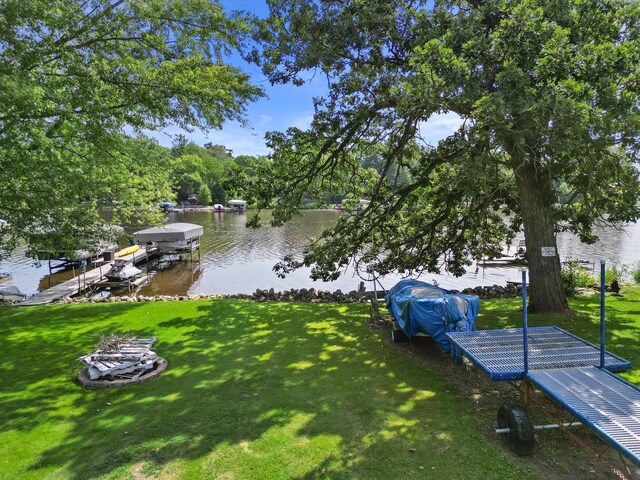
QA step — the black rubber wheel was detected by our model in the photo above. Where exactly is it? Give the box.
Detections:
[391,328,408,343]
[497,404,535,456]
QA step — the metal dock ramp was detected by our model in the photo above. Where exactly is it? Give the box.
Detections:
[446,326,631,381]
[528,367,640,466]
[443,264,639,473]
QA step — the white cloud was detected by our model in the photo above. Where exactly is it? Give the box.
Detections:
[417,112,465,147]
[288,113,314,130]
[136,111,465,158]
[140,124,270,157]
[205,127,269,156]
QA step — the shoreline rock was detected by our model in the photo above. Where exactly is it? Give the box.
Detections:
[44,283,524,305]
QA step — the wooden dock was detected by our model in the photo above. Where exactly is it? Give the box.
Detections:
[19,248,153,306]
[477,257,525,267]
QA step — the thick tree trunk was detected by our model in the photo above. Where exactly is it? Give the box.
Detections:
[514,160,569,313]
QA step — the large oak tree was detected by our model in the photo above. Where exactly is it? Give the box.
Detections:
[248,0,640,313]
[0,0,261,256]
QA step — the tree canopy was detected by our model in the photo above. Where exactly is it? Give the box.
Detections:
[249,0,640,312]
[0,0,262,256]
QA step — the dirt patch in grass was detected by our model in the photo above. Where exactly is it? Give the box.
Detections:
[374,321,638,480]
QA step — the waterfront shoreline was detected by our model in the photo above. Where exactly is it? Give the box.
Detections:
[1,282,530,306]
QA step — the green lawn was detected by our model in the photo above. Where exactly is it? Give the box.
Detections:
[0,288,638,479]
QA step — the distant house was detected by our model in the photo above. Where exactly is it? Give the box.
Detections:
[228,199,247,212]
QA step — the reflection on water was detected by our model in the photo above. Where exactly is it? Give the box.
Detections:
[2,210,640,297]
[139,258,203,297]
[37,267,79,292]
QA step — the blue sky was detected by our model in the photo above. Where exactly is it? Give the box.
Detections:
[147,0,463,156]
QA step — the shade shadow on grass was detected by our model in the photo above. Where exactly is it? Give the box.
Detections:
[0,300,533,480]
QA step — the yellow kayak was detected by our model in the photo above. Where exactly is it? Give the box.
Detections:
[116,245,140,257]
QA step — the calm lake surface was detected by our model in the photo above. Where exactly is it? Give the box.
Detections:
[2,209,640,297]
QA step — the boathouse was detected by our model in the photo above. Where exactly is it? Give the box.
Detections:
[228,199,247,212]
[134,223,203,254]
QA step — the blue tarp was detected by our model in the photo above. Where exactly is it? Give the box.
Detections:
[385,279,480,354]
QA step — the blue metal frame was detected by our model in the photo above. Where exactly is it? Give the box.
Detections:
[446,262,640,467]
[600,259,606,368]
[527,367,640,467]
[552,326,631,371]
[446,326,631,381]
[446,327,551,381]
[522,269,529,375]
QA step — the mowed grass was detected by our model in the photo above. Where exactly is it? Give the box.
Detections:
[0,300,533,480]
[1,286,639,480]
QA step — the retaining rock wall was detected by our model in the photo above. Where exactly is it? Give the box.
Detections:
[50,283,523,305]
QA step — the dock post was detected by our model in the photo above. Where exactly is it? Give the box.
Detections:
[522,268,529,376]
[600,259,606,369]
[370,266,379,320]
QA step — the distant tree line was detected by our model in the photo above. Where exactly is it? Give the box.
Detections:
[167,134,264,206]
[127,134,411,209]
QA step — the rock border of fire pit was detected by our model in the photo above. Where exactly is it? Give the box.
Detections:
[77,357,168,389]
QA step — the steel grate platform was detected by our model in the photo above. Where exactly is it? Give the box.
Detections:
[528,367,640,466]
[446,326,631,381]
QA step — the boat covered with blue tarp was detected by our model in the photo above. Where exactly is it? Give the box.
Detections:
[385,279,480,354]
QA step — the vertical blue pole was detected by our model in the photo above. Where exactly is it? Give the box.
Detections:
[522,268,529,375]
[600,259,606,369]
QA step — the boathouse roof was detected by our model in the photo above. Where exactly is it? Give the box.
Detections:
[134,223,203,242]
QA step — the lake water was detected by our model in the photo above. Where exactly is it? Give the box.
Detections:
[2,210,640,297]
